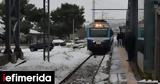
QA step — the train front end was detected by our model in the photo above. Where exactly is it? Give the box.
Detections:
[87,20,113,54]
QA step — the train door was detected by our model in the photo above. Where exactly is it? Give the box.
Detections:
[154,8,160,80]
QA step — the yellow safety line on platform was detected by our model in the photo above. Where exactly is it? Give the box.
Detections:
[118,47,137,84]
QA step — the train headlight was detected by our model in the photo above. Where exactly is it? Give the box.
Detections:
[95,24,103,28]
[92,40,96,43]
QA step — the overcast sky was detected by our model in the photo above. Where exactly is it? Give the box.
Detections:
[29,0,128,22]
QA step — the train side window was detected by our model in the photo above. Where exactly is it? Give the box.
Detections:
[138,28,144,40]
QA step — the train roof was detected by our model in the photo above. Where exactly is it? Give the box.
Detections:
[94,19,107,22]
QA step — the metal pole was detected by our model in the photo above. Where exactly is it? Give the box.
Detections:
[154,5,160,80]
[102,11,104,19]
[14,0,23,60]
[154,7,157,80]
[92,0,95,22]
[14,0,20,50]
[47,0,50,62]
[43,0,50,62]
[4,0,12,55]
[73,19,75,47]
[43,0,46,61]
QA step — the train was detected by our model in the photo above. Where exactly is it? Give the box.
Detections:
[86,19,113,55]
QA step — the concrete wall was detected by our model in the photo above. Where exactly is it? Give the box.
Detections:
[137,52,144,72]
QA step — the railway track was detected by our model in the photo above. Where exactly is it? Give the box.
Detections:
[59,54,107,84]
[91,55,105,83]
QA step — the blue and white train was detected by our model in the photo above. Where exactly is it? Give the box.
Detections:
[86,19,113,54]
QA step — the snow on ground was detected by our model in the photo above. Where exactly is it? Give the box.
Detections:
[1,46,90,84]
[95,55,110,84]
[109,46,139,84]
[109,47,127,84]
[110,47,124,74]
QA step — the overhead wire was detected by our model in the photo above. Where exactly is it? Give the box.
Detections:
[93,0,128,20]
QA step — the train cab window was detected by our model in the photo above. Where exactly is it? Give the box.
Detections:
[90,29,110,37]
[138,20,144,40]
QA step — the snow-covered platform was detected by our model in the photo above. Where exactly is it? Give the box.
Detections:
[110,47,137,84]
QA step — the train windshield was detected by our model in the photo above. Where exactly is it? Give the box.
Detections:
[90,29,109,37]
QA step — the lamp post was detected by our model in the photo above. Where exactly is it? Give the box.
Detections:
[92,0,95,22]
[72,18,75,47]
[43,0,50,62]
[72,14,78,49]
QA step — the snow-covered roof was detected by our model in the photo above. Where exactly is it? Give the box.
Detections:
[0,27,5,34]
[52,39,65,43]
[0,18,5,34]
[29,29,41,34]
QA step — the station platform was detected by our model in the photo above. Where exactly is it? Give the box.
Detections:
[110,47,137,84]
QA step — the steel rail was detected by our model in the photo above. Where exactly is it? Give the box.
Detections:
[91,55,106,84]
[59,54,93,84]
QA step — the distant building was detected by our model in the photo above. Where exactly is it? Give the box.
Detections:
[29,29,54,44]
[29,29,43,44]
